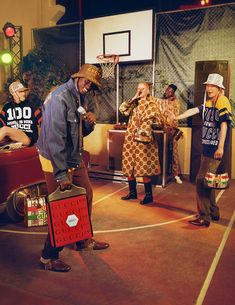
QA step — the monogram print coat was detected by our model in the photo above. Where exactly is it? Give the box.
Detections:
[119,96,163,177]
[158,98,180,176]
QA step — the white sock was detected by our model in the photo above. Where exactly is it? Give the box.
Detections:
[40,257,51,264]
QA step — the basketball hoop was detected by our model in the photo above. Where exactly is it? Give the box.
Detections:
[96,54,119,79]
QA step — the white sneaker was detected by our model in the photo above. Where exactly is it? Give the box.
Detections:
[0,142,23,150]
[175,176,182,184]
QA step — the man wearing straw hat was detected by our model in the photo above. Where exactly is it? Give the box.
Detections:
[175,73,232,227]
[37,64,109,272]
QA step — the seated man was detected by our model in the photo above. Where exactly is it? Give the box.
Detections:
[0,81,42,147]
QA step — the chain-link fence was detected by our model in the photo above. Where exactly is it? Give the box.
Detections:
[32,4,235,125]
[154,4,235,126]
[33,22,82,75]
[94,3,235,124]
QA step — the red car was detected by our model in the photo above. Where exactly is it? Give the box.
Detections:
[0,144,90,222]
[0,144,47,222]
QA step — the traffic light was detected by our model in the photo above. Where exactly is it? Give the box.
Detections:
[2,22,16,38]
[0,50,13,64]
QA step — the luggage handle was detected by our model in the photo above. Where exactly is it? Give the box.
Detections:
[48,184,86,202]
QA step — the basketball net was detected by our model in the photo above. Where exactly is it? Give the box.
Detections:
[96,54,119,79]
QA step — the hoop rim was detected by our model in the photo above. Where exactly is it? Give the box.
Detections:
[96,54,119,64]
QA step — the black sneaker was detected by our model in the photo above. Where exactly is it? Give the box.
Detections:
[211,215,220,221]
[121,192,137,200]
[140,194,153,205]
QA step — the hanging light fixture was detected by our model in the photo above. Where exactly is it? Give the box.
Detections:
[0,50,13,64]
[2,22,16,38]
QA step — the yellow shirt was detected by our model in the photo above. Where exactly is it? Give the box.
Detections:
[39,154,75,174]
[39,154,53,173]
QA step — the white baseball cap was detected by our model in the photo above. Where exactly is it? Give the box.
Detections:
[9,81,29,95]
[203,73,225,89]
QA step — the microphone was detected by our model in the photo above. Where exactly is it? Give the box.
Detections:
[77,106,96,125]
[137,91,142,99]
[77,106,87,118]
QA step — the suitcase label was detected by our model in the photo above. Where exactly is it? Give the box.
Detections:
[66,214,79,227]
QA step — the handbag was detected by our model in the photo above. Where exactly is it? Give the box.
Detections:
[172,127,183,141]
[134,129,153,144]
[204,171,229,189]
[24,196,47,227]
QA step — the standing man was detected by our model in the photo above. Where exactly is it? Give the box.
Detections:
[162,84,182,184]
[119,82,162,205]
[0,81,42,146]
[37,64,109,272]
[176,74,232,227]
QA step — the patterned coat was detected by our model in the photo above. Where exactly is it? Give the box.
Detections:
[119,96,163,177]
[160,98,180,176]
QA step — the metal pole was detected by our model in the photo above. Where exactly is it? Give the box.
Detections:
[162,131,167,187]
[152,12,157,95]
[9,26,22,79]
[78,0,82,68]
[116,63,119,124]
[78,0,82,22]
[79,22,82,68]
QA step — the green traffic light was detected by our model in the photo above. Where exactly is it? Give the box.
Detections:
[1,52,13,64]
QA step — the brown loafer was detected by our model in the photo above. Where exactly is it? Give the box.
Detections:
[40,259,71,272]
[189,218,210,227]
[77,239,109,251]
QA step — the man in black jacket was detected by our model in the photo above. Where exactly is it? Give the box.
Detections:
[37,64,109,272]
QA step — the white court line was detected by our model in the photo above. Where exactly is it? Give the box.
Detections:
[93,184,128,206]
[0,185,128,235]
[94,215,193,233]
[216,190,225,203]
[195,209,235,305]
[0,215,194,236]
[0,186,227,236]
[0,229,46,235]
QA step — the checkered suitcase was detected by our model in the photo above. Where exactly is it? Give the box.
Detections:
[47,185,93,247]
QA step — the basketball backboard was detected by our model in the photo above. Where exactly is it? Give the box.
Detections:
[84,10,153,63]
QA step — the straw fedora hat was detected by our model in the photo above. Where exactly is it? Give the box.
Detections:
[71,64,102,88]
[203,73,225,89]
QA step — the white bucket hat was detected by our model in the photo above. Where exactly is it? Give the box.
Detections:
[203,73,225,89]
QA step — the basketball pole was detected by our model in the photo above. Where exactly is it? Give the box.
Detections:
[78,0,82,69]
[78,22,82,69]
[116,63,120,124]
[152,12,157,95]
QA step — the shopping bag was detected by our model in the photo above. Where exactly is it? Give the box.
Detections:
[47,185,93,247]
[204,171,229,189]
[24,196,47,227]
